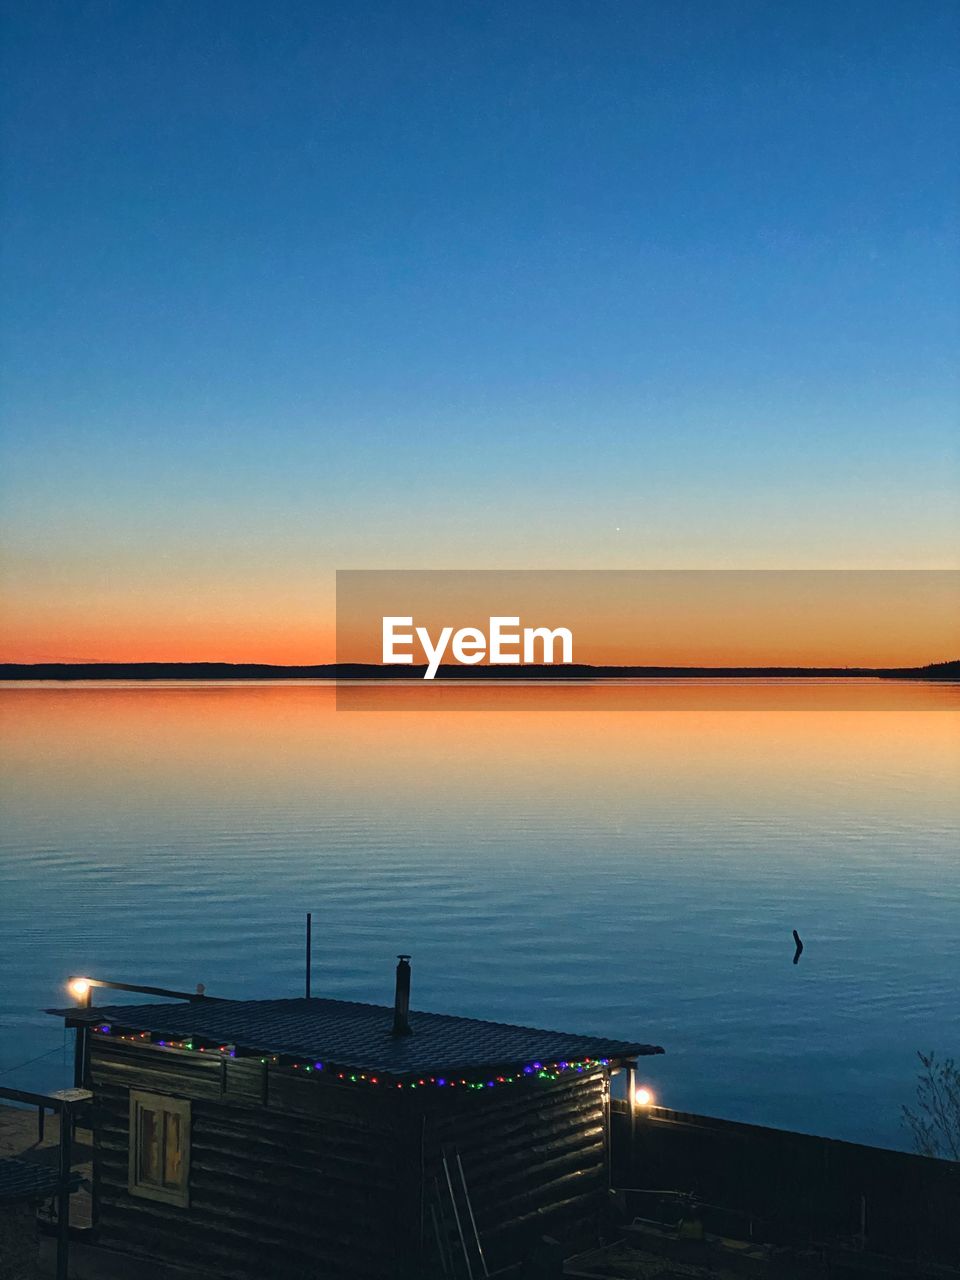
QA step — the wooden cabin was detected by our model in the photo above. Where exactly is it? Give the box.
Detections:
[53,961,663,1278]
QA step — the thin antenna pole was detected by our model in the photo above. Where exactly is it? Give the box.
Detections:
[305,912,312,999]
[442,1148,473,1280]
[455,1150,488,1277]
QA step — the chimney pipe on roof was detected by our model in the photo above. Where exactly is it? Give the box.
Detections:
[392,955,412,1036]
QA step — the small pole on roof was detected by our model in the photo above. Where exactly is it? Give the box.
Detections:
[305,913,312,999]
[393,955,412,1036]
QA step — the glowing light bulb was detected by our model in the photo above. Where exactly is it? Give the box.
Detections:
[634,1086,655,1107]
[68,978,90,1002]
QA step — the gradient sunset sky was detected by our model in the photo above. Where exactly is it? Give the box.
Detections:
[1,1,958,664]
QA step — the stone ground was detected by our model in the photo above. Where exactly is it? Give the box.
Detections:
[0,1104,94,1279]
[0,1202,40,1280]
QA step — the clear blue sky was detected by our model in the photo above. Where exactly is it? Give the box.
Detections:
[1,1,958,660]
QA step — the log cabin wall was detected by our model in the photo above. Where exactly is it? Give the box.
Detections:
[417,1069,610,1270]
[89,1039,409,1279]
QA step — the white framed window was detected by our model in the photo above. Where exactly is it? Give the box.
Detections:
[128,1090,190,1207]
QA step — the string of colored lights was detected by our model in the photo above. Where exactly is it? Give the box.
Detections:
[90,1025,610,1090]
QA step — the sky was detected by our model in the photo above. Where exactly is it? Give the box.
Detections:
[1,0,958,663]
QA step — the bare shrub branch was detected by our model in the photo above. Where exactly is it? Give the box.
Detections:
[902,1050,960,1161]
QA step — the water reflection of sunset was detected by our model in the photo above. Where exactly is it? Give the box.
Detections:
[4,683,957,823]
[3,681,958,1147]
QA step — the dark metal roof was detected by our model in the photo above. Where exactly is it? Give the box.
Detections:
[0,1157,62,1205]
[52,996,663,1077]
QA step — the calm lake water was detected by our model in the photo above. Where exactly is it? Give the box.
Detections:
[1,680,958,1151]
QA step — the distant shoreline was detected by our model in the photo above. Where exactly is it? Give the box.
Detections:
[1,660,957,682]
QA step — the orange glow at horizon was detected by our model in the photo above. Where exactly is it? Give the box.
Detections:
[2,571,957,669]
[335,571,960,670]
[0,613,339,666]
